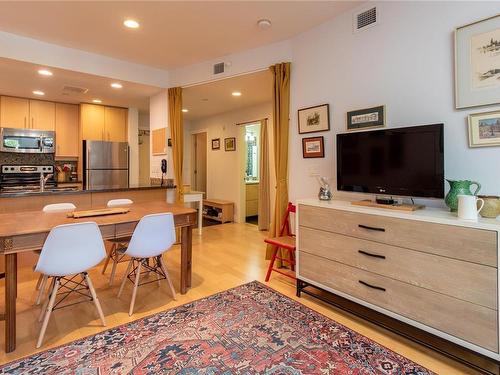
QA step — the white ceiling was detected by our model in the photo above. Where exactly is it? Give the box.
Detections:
[183,70,272,121]
[0,1,362,69]
[0,58,161,111]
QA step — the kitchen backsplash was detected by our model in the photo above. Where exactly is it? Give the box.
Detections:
[0,152,54,166]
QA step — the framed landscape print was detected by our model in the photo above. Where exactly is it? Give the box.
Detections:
[212,138,220,150]
[455,15,500,109]
[468,110,500,147]
[347,105,385,130]
[302,136,325,158]
[224,137,236,151]
[298,104,330,134]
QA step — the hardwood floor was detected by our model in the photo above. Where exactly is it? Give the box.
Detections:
[0,222,480,373]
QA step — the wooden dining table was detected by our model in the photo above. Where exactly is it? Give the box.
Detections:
[0,200,197,353]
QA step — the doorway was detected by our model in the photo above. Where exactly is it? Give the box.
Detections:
[191,131,207,193]
[244,123,260,225]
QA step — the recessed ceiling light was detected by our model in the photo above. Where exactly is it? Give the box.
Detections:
[92,99,102,104]
[182,108,188,113]
[111,82,123,89]
[257,19,272,30]
[123,19,140,29]
[32,90,45,96]
[38,69,53,76]
[232,91,242,97]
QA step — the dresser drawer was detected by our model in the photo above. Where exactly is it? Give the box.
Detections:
[299,252,499,352]
[299,227,497,309]
[299,205,498,267]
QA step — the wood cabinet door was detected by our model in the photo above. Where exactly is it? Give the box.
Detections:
[55,103,79,157]
[104,107,127,142]
[29,100,55,130]
[81,103,105,141]
[0,96,30,129]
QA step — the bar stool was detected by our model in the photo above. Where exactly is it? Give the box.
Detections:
[117,213,177,316]
[35,203,76,305]
[102,199,133,285]
[36,221,106,348]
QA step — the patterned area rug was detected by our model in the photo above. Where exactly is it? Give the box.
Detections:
[1,281,435,374]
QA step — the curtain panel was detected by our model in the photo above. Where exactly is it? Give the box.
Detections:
[168,87,184,203]
[258,118,270,231]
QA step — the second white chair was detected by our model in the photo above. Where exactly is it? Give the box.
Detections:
[117,213,177,316]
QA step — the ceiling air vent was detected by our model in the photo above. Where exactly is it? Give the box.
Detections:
[213,62,225,75]
[62,85,89,95]
[354,7,378,33]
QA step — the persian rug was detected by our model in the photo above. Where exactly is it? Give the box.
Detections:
[0,281,435,374]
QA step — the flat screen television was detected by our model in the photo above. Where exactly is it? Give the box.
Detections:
[337,124,444,198]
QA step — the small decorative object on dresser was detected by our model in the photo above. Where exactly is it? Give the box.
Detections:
[455,14,500,108]
[457,195,484,222]
[346,105,385,130]
[317,176,333,201]
[478,195,500,218]
[468,110,500,147]
[211,138,220,150]
[224,137,236,151]
[298,104,330,134]
[302,136,324,158]
[444,179,481,212]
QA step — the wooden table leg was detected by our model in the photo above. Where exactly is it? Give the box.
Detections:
[180,225,193,294]
[5,253,17,353]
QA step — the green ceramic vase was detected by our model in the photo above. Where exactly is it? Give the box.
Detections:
[445,179,481,212]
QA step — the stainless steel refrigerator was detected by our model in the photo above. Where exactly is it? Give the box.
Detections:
[83,140,129,190]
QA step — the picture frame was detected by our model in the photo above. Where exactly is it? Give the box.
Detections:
[302,136,325,158]
[468,110,500,148]
[224,137,236,151]
[455,14,500,109]
[298,104,330,134]
[347,105,385,130]
[211,138,220,150]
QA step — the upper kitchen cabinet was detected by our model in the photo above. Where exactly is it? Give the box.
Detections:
[29,100,55,131]
[55,103,79,157]
[0,96,30,129]
[104,107,128,142]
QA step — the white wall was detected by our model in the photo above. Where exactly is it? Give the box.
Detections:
[289,1,500,205]
[186,102,274,222]
[149,89,174,181]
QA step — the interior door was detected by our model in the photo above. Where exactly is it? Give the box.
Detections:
[29,100,55,131]
[192,132,207,193]
[0,96,29,129]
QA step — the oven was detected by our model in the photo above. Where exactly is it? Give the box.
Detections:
[0,127,55,153]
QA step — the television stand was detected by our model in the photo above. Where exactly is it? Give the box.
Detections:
[351,199,424,211]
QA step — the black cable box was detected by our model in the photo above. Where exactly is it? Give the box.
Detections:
[375,197,396,205]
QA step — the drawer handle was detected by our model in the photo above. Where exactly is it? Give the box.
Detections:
[358,250,386,259]
[358,224,385,232]
[359,280,386,292]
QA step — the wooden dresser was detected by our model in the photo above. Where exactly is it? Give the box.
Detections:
[297,199,500,361]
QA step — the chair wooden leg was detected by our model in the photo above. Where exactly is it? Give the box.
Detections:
[102,244,115,274]
[290,249,296,272]
[35,274,43,290]
[155,256,162,287]
[117,259,133,298]
[129,260,142,316]
[36,278,60,348]
[35,275,48,306]
[108,254,119,287]
[159,256,176,300]
[84,273,106,326]
[38,278,55,322]
[265,246,279,282]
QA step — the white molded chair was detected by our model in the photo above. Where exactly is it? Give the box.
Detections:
[36,221,106,348]
[102,199,134,285]
[117,213,177,316]
[35,203,77,305]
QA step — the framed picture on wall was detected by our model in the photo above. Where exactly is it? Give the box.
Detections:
[468,110,500,147]
[212,138,220,150]
[455,14,500,109]
[224,137,236,151]
[302,136,325,158]
[347,105,385,130]
[298,104,330,134]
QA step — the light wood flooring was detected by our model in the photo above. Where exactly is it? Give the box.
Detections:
[0,222,480,373]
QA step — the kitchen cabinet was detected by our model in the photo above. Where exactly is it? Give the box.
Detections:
[81,103,127,142]
[104,106,127,142]
[55,103,79,157]
[29,100,55,131]
[0,96,30,129]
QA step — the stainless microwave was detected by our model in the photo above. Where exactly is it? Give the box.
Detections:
[0,127,55,153]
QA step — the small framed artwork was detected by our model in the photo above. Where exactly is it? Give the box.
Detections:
[302,136,325,158]
[468,110,500,148]
[298,104,330,134]
[347,105,385,130]
[167,138,172,147]
[455,15,500,109]
[212,138,220,150]
[224,137,236,151]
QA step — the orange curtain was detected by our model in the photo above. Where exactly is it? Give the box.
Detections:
[266,62,291,264]
[168,87,183,203]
